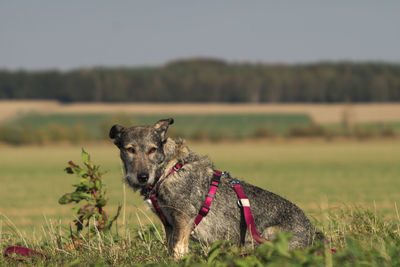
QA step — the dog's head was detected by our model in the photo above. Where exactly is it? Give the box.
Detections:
[109,118,174,189]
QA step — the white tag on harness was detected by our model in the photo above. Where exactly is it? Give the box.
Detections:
[240,199,250,207]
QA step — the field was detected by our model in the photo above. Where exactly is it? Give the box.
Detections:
[1,141,400,265]
[1,140,399,230]
[2,101,400,145]
[5,112,312,140]
[3,101,400,123]
[1,101,400,265]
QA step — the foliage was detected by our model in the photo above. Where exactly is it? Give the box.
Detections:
[58,149,121,236]
[1,208,399,266]
[0,113,312,144]
[253,126,275,138]
[0,122,91,145]
[1,60,400,103]
[1,111,399,145]
[288,124,326,137]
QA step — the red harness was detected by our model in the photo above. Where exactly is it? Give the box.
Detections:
[148,162,265,244]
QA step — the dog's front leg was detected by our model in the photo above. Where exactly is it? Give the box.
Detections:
[164,225,173,253]
[167,217,191,260]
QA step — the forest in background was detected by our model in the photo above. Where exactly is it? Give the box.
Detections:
[1,59,400,102]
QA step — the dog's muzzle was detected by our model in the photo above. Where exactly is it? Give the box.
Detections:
[125,175,140,188]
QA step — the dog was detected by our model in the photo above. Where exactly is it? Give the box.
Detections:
[109,118,318,259]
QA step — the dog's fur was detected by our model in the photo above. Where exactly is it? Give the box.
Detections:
[110,118,317,259]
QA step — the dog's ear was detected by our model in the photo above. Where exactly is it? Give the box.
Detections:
[154,118,174,142]
[109,124,126,145]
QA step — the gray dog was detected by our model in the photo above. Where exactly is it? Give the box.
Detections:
[110,118,318,259]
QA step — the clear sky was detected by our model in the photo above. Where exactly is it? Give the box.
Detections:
[1,1,399,70]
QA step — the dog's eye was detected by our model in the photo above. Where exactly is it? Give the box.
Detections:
[126,147,136,154]
[148,147,157,154]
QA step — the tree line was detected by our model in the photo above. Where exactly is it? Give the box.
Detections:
[1,59,400,102]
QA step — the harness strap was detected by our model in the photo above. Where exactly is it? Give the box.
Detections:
[192,170,221,228]
[149,193,169,226]
[149,164,221,229]
[149,166,266,245]
[148,162,185,227]
[231,180,267,244]
[4,246,44,261]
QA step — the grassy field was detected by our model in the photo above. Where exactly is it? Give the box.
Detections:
[1,140,400,265]
[3,101,400,123]
[0,140,399,230]
[6,112,312,140]
[2,101,400,145]
[325,120,400,135]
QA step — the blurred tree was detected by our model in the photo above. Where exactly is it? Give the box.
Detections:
[1,60,400,102]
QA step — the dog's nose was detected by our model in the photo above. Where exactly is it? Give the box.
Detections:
[138,173,149,183]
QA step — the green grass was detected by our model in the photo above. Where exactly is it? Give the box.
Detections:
[0,141,399,229]
[324,121,400,135]
[6,113,312,139]
[0,140,399,265]
[1,207,400,266]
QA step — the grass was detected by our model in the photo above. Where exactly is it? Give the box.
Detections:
[1,140,399,228]
[4,111,400,144]
[5,113,312,139]
[0,140,399,265]
[325,121,400,135]
[3,101,400,124]
[1,205,399,266]
[3,112,400,146]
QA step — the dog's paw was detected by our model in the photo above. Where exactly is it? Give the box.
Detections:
[173,244,189,260]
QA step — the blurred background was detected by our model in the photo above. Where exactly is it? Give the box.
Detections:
[1,1,399,231]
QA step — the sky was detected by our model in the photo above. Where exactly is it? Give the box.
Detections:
[1,1,399,70]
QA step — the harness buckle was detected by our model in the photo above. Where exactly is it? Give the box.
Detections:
[224,171,241,186]
[199,205,210,216]
[231,179,241,185]
[173,161,185,172]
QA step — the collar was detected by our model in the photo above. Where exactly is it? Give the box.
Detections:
[144,161,185,198]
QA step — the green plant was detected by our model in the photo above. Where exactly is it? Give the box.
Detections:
[58,149,121,237]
